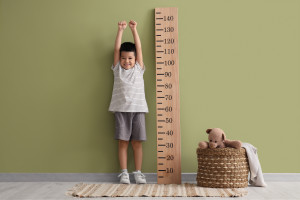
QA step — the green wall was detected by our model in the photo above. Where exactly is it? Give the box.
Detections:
[0,0,299,173]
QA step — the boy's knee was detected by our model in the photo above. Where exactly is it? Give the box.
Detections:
[119,140,129,147]
[131,140,142,148]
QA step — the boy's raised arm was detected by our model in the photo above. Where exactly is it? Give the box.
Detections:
[114,21,127,67]
[129,20,144,69]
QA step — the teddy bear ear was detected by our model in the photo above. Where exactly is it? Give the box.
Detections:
[206,129,212,134]
[222,133,226,140]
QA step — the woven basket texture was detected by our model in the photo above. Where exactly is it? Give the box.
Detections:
[196,147,249,188]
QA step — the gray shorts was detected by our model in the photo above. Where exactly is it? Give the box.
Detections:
[114,112,147,141]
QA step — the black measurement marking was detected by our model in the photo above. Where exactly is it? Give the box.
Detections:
[159,169,166,171]
[157,90,162,92]
[157,57,162,58]
[158,126,163,128]
[157,68,162,70]
[157,62,164,64]
[158,120,166,122]
[157,85,164,87]
[158,151,163,152]
[156,18,163,20]
[156,23,161,25]
[156,40,163,42]
[156,51,164,53]
[158,108,164,110]
[156,35,161,37]
[158,163,164,165]
[157,79,162,81]
[158,144,165,146]
[157,74,164,75]
[158,138,163,140]
[158,114,163,116]
[158,176,164,178]
[157,103,162,105]
[158,132,165,134]
[156,29,163,31]
[156,45,161,47]
[157,97,164,99]
[156,12,161,14]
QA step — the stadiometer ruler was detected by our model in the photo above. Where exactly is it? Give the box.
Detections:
[155,7,181,184]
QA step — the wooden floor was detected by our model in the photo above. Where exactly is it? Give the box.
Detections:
[0,181,299,200]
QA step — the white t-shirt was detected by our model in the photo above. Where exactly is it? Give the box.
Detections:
[108,61,149,113]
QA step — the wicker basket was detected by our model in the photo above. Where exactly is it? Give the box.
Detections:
[196,147,249,188]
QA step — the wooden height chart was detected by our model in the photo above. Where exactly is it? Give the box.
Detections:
[155,7,181,184]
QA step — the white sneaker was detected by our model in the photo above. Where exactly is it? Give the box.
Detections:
[118,172,130,184]
[133,171,146,184]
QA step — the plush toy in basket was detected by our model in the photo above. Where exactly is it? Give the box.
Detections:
[197,128,249,188]
[198,128,242,149]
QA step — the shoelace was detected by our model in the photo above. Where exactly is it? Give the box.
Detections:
[118,172,129,178]
[133,172,146,179]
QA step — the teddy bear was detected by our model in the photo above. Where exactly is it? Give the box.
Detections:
[198,128,242,149]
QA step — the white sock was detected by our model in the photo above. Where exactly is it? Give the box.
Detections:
[121,169,128,173]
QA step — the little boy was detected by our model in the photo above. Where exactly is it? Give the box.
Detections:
[108,20,148,184]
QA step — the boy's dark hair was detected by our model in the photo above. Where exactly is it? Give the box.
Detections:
[120,42,136,57]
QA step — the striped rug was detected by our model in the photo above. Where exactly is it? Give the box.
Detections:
[66,183,248,197]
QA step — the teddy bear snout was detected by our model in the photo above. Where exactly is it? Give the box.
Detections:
[209,142,218,148]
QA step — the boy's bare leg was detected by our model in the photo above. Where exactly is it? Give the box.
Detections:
[118,140,129,170]
[131,140,143,171]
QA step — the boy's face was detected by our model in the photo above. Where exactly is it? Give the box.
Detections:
[120,51,136,70]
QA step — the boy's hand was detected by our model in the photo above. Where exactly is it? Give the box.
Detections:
[129,20,137,30]
[118,21,127,31]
